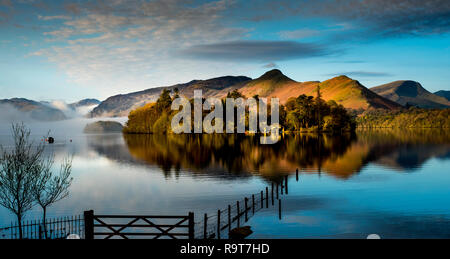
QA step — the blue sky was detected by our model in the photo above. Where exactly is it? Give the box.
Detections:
[0,0,449,102]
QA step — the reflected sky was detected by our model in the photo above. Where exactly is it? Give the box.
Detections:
[0,129,449,238]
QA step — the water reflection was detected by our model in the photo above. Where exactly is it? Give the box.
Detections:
[85,129,450,180]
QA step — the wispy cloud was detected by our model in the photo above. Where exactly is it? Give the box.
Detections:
[325,71,394,78]
[279,29,320,39]
[180,40,334,62]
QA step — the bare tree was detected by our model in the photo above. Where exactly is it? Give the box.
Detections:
[33,155,73,238]
[0,123,44,239]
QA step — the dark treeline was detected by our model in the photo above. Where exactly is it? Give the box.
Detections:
[123,89,356,134]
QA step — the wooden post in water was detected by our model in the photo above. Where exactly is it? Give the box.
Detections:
[271,182,274,205]
[296,168,299,181]
[285,175,288,195]
[228,205,231,233]
[244,197,249,222]
[252,194,255,214]
[217,210,221,240]
[203,213,208,239]
[236,201,240,228]
[281,180,284,195]
[278,199,282,220]
[260,191,263,208]
[265,187,269,208]
[276,183,279,199]
[83,210,94,240]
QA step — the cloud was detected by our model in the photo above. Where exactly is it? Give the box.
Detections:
[279,29,320,39]
[263,62,277,68]
[180,40,333,62]
[38,15,71,21]
[325,71,394,78]
[248,0,450,37]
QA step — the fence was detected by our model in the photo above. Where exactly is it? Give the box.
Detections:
[84,210,195,239]
[0,215,84,239]
[196,169,299,239]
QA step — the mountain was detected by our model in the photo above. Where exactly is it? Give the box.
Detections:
[435,90,450,101]
[89,70,403,118]
[235,70,402,110]
[89,76,251,117]
[0,98,67,121]
[69,99,101,109]
[371,81,450,109]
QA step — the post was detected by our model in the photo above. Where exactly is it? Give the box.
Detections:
[39,224,42,240]
[281,181,284,195]
[265,187,269,208]
[236,201,240,228]
[276,183,279,199]
[217,210,221,240]
[203,213,208,239]
[296,168,299,181]
[260,191,263,208]
[244,198,248,222]
[252,194,255,214]
[278,199,282,220]
[188,212,195,240]
[228,205,231,233]
[285,175,288,194]
[271,182,274,206]
[83,210,94,240]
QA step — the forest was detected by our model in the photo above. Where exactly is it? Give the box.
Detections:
[123,89,356,134]
[356,108,450,128]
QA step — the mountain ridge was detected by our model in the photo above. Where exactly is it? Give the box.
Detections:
[371,80,450,109]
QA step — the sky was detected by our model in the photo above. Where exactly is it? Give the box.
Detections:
[0,0,449,102]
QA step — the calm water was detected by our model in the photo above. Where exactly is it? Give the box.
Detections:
[0,127,449,238]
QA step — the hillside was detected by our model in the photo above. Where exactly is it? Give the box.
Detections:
[69,99,101,109]
[435,90,450,101]
[89,69,405,118]
[371,81,450,109]
[89,76,251,117]
[234,70,402,110]
[0,98,67,121]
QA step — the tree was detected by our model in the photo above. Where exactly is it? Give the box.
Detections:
[33,156,73,238]
[0,123,43,239]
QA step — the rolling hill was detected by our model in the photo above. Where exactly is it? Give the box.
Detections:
[88,76,251,117]
[371,81,450,109]
[0,98,67,121]
[235,70,402,110]
[89,69,403,118]
[435,90,450,101]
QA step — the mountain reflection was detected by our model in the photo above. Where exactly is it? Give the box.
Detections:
[86,129,450,180]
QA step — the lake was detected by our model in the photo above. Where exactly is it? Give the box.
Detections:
[0,125,449,238]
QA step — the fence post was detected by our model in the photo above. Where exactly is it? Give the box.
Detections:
[217,210,221,240]
[188,212,195,240]
[278,199,282,220]
[260,191,263,208]
[296,168,299,181]
[266,187,269,208]
[271,182,274,205]
[84,210,94,240]
[39,224,42,240]
[285,175,288,194]
[252,194,255,214]
[228,205,231,233]
[237,201,240,228]
[203,213,208,239]
[244,197,248,222]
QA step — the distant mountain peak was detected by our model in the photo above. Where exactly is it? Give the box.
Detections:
[371,80,450,109]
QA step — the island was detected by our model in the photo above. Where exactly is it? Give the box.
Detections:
[83,121,124,134]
